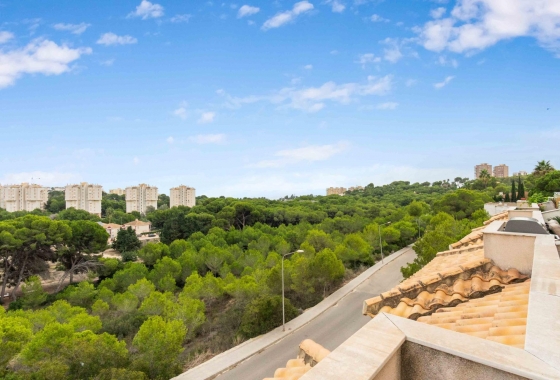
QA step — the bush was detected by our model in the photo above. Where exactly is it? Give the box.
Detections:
[529,192,548,204]
[239,295,299,338]
[121,251,138,262]
[101,311,147,339]
[94,368,148,380]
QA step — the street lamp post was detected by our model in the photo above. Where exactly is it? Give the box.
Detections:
[378,222,391,264]
[282,249,304,332]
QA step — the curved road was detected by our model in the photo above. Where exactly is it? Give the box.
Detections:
[214,247,416,380]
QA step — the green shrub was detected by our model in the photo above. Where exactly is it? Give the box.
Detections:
[121,251,138,262]
[239,295,299,338]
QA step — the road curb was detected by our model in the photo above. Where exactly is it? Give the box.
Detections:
[173,246,413,380]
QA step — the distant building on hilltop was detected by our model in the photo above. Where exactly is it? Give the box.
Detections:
[475,163,492,179]
[493,164,509,178]
[327,187,347,196]
[513,171,528,177]
[125,184,158,214]
[109,188,125,196]
[65,182,102,216]
[170,185,196,208]
[0,183,49,212]
[348,186,364,192]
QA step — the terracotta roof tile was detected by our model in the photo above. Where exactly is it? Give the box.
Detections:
[416,281,530,348]
[263,340,329,380]
[483,211,509,225]
[364,234,528,318]
[450,230,484,249]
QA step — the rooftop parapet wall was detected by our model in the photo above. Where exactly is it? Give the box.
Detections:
[508,209,546,224]
[299,313,560,380]
[525,234,560,371]
[483,221,538,276]
[542,208,560,222]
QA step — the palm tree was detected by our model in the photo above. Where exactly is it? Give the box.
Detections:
[533,160,555,176]
[479,169,491,187]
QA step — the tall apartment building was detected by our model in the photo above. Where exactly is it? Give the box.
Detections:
[125,184,158,214]
[493,164,509,178]
[0,183,48,212]
[170,185,196,208]
[474,163,492,179]
[65,182,103,216]
[327,187,347,196]
[109,188,125,196]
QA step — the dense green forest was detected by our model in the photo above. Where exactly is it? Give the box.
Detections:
[1,164,559,379]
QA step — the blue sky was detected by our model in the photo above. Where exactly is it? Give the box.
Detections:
[0,0,559,198]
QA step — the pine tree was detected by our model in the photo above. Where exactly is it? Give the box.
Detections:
[505,192,511,202]
[511,180,517,202]
[518,176,525,200]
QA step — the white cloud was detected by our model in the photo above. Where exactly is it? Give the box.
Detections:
[370,14,389,22]
[171,14,192,23]
[133,157,140,165]
[238,5,260,18]
[0,171,80,186]
[190,133,226,144]
[0,39,91,89]
[405,79,417,87]
[219,75,392,113]
[53,22,91,35]
[434,75,455,88]
[382,38,403,63]
[437,55,458,67]
[96,33,137,46]
[262,1,314,30]
[376,102,399,110]
[198,112,216,124]
[167,136,174,144]
[330,49,339,54]
[276,75,392,112]
[173,103,188,120]
[128,0,164,19]
[100,59,115,66]
[304,64,313,69]
[430,7,446,19]
[325,0,345,13]
[355,53,381,68]
[0,31,14,44]
[252,142,349,168]
[419,0,560,56]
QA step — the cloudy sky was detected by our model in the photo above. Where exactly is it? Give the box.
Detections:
[0,0,559,198]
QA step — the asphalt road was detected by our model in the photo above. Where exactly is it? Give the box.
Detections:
[214,247,416,380]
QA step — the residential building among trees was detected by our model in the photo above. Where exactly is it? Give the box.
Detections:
[474,163,493,179]
[125,184,158,214]
[493,164,509,178]
[326,187,347,196]
[0,183,49,212]
[170,185,196,208]
[65,182,103,216]
[123,219,152,234]
[109,188,125,196]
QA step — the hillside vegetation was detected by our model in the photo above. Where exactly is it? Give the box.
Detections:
[3,168,559,379]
